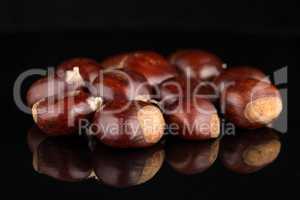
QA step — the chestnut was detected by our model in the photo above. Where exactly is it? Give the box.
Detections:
[220,128,281,174]
[32,135,92,182]
[90,100,166,148]
[158,76,218,108]
[56,57,102,83]
[100,53,130,69]
[158,76,189,108]
[221,79,282,129]
[166,138,219,175]
[26,67,86,107]
[169,49,224,81]
[92,142,165,188]
[100,51,178,86]
[165,97,220,140]
[193,82,219,103]
[214,66,271,91]
[32,90,102,136]
[90,68,153,102]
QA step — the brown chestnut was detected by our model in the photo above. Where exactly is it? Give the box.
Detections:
[158,76,218,108]
[166,138,219,175]
[92,142,165,188]
[26,67,87,107]
[90,100,165,148]
[214,66,271,91]
[169,50,223,81]
[27,76,75,108]
[100,53,130,69]
[220,128,281,174]
[100,51,178,86]
[32,135,92,182]
[32,90,102,136]
[193,82,219,103]
[165,97,220,140]
[221,79,282,129]
[90,68,153,102]
[158,76,189,108]
[56,57,102,83]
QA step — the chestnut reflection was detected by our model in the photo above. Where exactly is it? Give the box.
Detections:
[27,125,49,153]
[166,138,219,175]
[28,130,93,182]
[220,128,281,174]
[26,126,284,187]
[92,142,165,188]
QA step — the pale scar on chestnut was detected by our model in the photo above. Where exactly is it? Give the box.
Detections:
[210,114,220,138]
[137,105,166,144]
[244,97,282,124]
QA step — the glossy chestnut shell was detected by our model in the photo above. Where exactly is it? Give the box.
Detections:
[169,50,223,81]
[221,79,282,129]
[165,97,220,140]
[90,69,153,102]
[90,100,165,148]
[32,90,102,135]
[101,51,178,86]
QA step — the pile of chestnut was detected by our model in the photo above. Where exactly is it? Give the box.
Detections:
[27,50,283,148]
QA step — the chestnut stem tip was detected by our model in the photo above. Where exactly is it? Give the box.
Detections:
[65,67,85,86]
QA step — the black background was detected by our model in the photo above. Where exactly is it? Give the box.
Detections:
[1,0,297,197]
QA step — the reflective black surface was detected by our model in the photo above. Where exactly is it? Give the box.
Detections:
[27,126,285,188]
